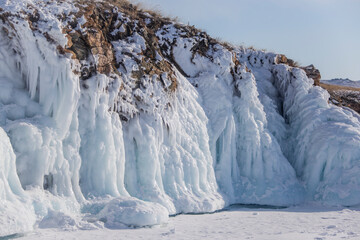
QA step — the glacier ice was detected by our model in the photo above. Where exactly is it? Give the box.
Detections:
[1,0,360,236]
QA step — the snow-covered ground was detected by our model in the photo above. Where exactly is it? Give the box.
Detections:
[321,79,360,88]
[21,205,360,240]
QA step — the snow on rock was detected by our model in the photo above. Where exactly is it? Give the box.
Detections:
[1,0,360,236]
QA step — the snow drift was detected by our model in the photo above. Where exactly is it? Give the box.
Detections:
[0,0,360,236]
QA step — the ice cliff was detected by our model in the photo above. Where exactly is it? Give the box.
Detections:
[1,0,360,236]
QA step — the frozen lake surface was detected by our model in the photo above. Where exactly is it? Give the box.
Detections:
[20,204,360,240]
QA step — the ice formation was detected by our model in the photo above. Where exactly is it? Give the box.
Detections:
[0,0,360,236]
[273,65,360,205]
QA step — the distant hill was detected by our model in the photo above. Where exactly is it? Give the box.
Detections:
[321,78,360,88]
[319,79,360,113]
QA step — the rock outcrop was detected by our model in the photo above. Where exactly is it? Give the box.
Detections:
[276,54,321,85]
[301,64,321,85]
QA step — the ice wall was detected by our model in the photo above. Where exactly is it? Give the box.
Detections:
[121,73,224,214]
[0,7,85,235]
[0,127,35,236]
[157,25,304,206]
[106,14,225,213]
[0,3,225,235]
[273,65,360,205]
[0,16,83,201]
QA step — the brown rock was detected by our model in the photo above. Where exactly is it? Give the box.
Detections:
[301,64,321,85]
[276,54,321,85]
[276,54,288,64]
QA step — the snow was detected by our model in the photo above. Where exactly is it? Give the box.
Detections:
[96,197,169,228]
[1,0,360,237]
[21,205,360,240]
[38,210,77,230]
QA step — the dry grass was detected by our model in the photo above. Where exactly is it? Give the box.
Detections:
[214,37,234,51]
[320,83,360,113]
[242,45,267,52]
[319,83,360,92]
[246,45,257,51]
[291,61,301,67]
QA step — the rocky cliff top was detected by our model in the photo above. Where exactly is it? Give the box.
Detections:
[1,0,325,119]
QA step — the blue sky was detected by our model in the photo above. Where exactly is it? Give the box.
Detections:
[133,0,360,80]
